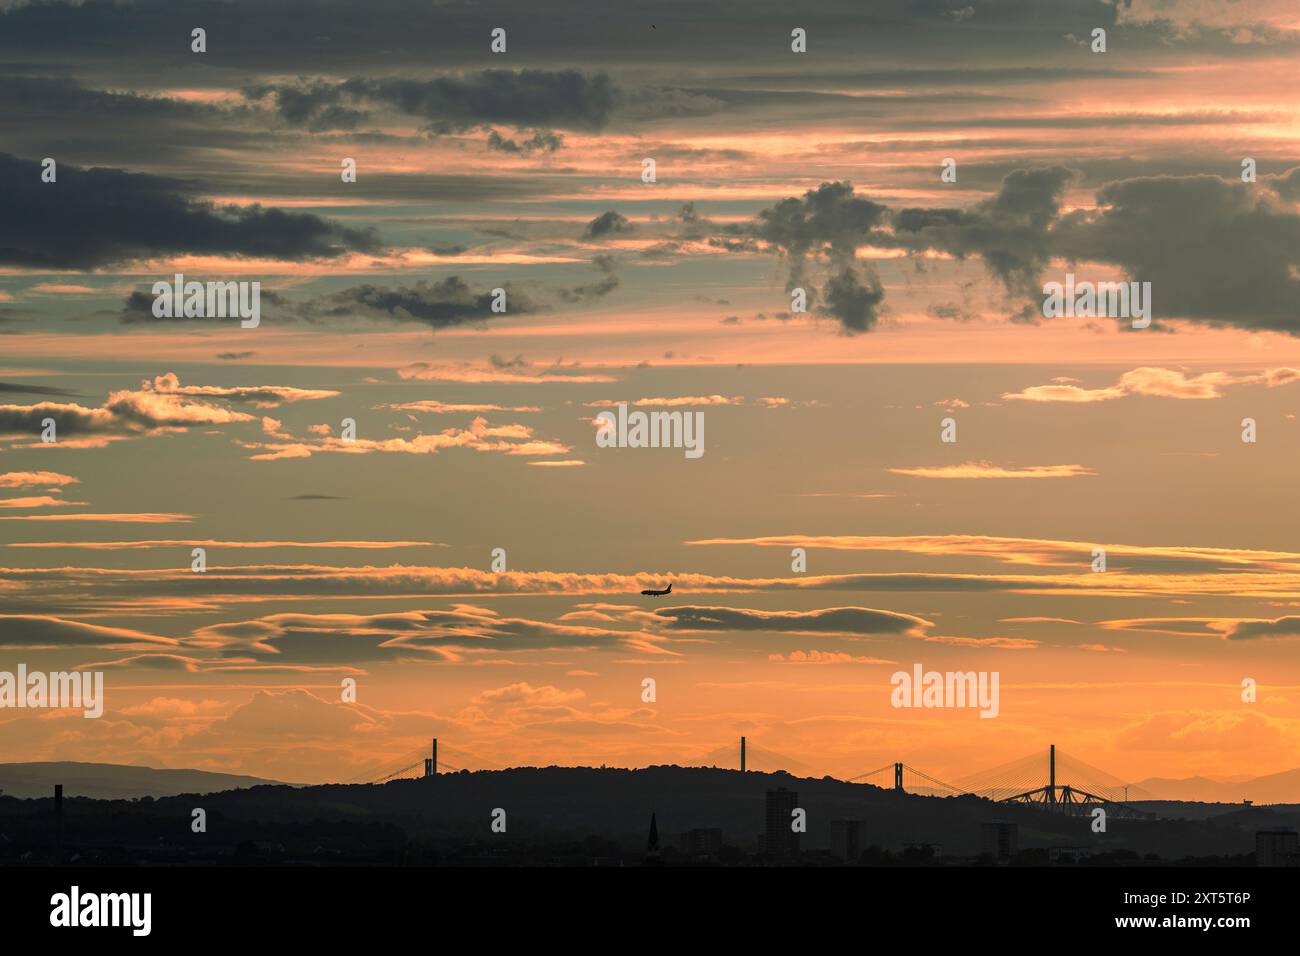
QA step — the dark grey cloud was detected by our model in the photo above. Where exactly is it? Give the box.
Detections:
[0,0,1262,81]
[246,71,617,134]
[0,614,174,648]
[892,165,1077,298]
[556,254,620,302]
[241,80,369,131]
[0,72,227,124]
[583,210,633,239]
[88,653,206,672]
[296,276,538,329]
[486,128,565,154]
[0,567,1130,616]
[298,259,620,325]
[1223,616,1300,640]
[118,256,620,329]
[927,156,1299,193]
[821,267,886,333]
[740,180,891,332]
[192,608,654,664]
[889,166,1300,332]
[1051,171,1300,332]
[652,605,931,636]
[224,169,583,203]
[119,289,292,325]
[753,180,889,266]
[0,381,79,398]
[0,153,383,269]
[730,165,1300,334]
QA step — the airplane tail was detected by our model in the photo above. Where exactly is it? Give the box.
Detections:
[665,583,672,593]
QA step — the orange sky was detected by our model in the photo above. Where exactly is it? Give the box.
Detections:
[2,0,1300,797]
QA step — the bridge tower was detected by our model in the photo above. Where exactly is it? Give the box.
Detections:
[1047,743,1055,805]
[423,737,437,777]
[894,762,903,791]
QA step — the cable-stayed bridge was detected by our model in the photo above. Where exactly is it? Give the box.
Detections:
[692,736,818,777]
[850,744,1154,818]
[956,745,1154,808]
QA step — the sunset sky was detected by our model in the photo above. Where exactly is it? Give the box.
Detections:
[2,0,1300,791]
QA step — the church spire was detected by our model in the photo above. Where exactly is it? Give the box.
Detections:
[644,811,662,865]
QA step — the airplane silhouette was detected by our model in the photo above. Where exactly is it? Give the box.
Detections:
[640,583,672,597]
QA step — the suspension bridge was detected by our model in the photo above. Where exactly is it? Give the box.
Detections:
[342,739,500,784]
[348,737,1152,818]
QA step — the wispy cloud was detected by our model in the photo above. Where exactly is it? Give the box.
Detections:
[0,495,86,509]
[239,415,570,461]
[0,470,79,489]
[398,362,617,384]
[585,395,743,407]
[378,400,541,414]
[0,512,191,523]
[6,539,440,550]
[684,533,1300,573]
[0,614,177,648]
[886,462,1095,479]
[1004,366,1300,403]
[768,649,896,664]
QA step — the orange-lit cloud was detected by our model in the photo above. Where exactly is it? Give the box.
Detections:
[0,512,192,523]
[1004,366,1300,403]
[379,400,542,414]
[684,533,1300,572]
[0,471,79,490]
[768,650,896,664]
[6,539,440,550]
[585,395,744,407]
[398,362,617,384]
[886,462,1096,479]
[239,415,570,460]
[0,496,86,509]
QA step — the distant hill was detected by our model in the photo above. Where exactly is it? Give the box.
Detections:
[1136,767,1300,804]
[0,762,283,799]
[2,765,1290,865]
[78,765,1281,858]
